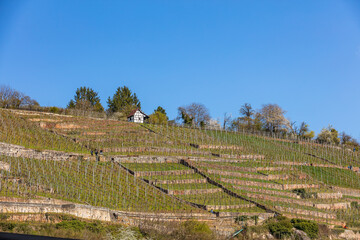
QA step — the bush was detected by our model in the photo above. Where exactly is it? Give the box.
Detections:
[0,222,16,231]
[292,188,316,199]
[291,219,319,239]
[56,220,86,231]
[171,220,214,240]
[49,106,61,114]
[268,219,293,239]
[15,223,33,235]
[351,201,359,209]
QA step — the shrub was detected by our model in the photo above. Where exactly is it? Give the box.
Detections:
[292,188,316,199]
[291,219,319,239]
[15,223,33,235]
[49,106,61,114]
[351,201,359,209]
[268,219,293,239]
[0,222,16,231]
[86,221,105,233]
[0,214,9,220]
[171,220,214,240]
[56,220,86,231]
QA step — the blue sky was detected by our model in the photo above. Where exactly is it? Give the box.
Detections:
[0,0,360,139]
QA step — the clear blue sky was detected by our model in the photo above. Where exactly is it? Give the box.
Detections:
[0,0,360,139]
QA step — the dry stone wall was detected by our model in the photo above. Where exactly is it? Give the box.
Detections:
[221,178,283,190]
[233,186,299,198]
[314,202,350,210]
[332,187,360,197]
[274,206,337,219]
[207,169,289,180]
[113,155,180,164]
[317,192,343,199]
[149,179,207,185]
[205,204,255,210]
[168,188,222,195]
[0,202,111,221]
[134,169,195,177]
[0,142,83,161]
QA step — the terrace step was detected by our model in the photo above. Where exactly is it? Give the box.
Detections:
[317,192,343,199]
[208,169,289,180]
[332,187,360,198]
[134,169,195,177]
[282,213,344,225]
[168,188,223,195]
[233,186,300,198]
[188,157,263,163]
[282,184,320,190]
[205,204,255,211]
[274,206,337,219]
[273,161,347,170]
[243,192,314,207]
[314,202,350,210]
[218,212,275,219]
[193,161,286,172]
[149,178,207,184]
[114,156,180,164]
[221,178,283,190]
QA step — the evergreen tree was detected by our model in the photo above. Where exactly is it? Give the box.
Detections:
[107,86,141,113]
[67,87,104,112]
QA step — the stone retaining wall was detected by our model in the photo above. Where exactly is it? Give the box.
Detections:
[205,204,255,210]
[208,169,288,180]
[274,206,337,219]
[134,169,195,177]
[221,178,283,190]
[187,156,264,163]
[317,192,343,199]
[282,184,320,190]
[0,202,111,221]
[113,156,180,164]
[150,178,207,185]
[0,142,82,161]
[0,161,10,171]
[194,162,286,173]
[104,147,208,156]
[243,193,314,207]
[0,197,71,205]
[168,188,222,195]
[218,212,274,219]
[233,186,299,198]
[274,161,347,170]
[314,202,350,210]
[332,187,360,198]
[282,213,343,225]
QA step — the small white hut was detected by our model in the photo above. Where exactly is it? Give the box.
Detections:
[127,109,149,123]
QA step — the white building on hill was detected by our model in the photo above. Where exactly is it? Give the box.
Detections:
[127,109,149,123]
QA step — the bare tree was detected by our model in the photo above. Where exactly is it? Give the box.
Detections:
[223,113,232,130]
[177,103,210,127]
[0,85,38,109]
[239,103,254,129]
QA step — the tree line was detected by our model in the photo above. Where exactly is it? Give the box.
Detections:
[1,85,358,149]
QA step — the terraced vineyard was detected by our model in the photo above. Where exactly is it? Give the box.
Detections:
[1,108,360,229]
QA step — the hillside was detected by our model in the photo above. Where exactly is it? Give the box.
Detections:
[1,108,360,238]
